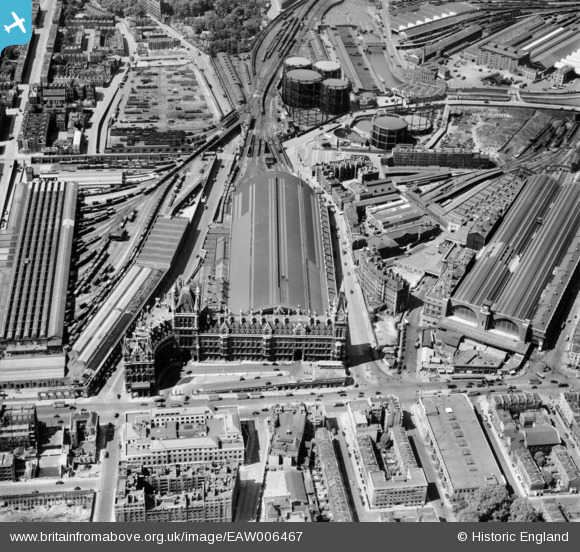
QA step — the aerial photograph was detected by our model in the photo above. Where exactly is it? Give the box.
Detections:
[0,0,580,527]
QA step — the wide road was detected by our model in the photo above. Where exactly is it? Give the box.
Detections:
[0,477,98,497]
[29,374,574,431]
[93,423,121,522]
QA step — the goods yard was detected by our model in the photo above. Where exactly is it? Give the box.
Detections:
[112,63,213,135]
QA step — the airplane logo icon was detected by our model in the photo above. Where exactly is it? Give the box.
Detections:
[4,12,26,34]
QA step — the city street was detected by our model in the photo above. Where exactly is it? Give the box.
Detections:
[93,425,121,522]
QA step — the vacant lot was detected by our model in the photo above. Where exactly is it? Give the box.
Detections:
[0,504,91,523]
[441,107,535,153]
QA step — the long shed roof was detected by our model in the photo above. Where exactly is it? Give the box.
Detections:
[229,172,332,314]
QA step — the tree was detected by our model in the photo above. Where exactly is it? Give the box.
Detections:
[457,486,511,522]
[541,470,554,486]
[534,451,546,467]
[509,498,541,522]
[457,488,543,523]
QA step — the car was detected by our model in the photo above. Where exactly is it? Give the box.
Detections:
[81,408,87,411]
[114,413,120,418]
[559,383,569,388]
[56,481,64,485]
[551,380,558,384]
[53,414,60,418]
[104,452,109,459]
[350,480,355,485]
[239,377,245,381]
[310,392,316,396]
[69,405,77,410]
[277,373,283,377]
[375,391,382,395]
[262,407,269,412]
[447,384,457,389]
[140,402,147,406]
[252,411,260,416]
[266,381,272,385]
[531,385,537,389]
[74,487,82,491]
[286,392,294,397]
[334,402,344,407]
[254,376,261,380]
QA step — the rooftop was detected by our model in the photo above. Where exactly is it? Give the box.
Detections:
[229,172,333,314]
[452,175,580,335]
[420,394,504,492]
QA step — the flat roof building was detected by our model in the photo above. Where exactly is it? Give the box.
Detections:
[356,432,427,508]
[122,405,244,467]
[419,394,504,500]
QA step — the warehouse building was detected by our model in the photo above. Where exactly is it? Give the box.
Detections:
[418,394,504,501]
[393,145,493,170]
[0,180,76,390]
